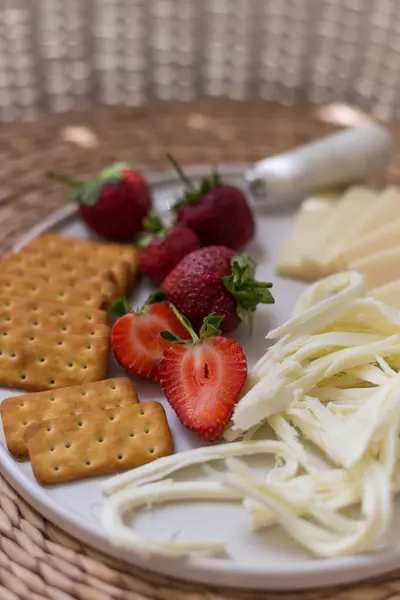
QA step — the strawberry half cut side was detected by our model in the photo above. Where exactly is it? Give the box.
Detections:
[110,292,191,381]
[159,309,248,440]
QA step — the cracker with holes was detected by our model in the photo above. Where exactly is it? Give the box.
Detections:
[26,402,173,484]
[19,234,139,294]
[0,296,108,327]
[0,297,109,337]
[0,327,109,392]
[1,251,129,297]
[1,377,138,458]
[0,311,110,339]
[0,274,106,309]
[0,270,118,309]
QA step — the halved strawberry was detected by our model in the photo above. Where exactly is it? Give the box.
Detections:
[159,311,247,440]
[110,293,191,381]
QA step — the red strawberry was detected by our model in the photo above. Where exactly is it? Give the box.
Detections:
[169,155,255,250]
[159,312,247,440]
[48,162,152,241]
[138,214,200,285]
[161,246,274,333]
[110,292,191,381]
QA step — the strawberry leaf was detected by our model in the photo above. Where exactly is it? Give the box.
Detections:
[160,331,186,343]
[210,167,220,187]
[144,290,167,306]
[109,298,132,317]
[135,213,166,247]
[99,162,130,181]
[199,313,224,340]
[49,162,132,208]
[168,154,220,211]
[135,233,155,248]
[79,180,102,206]
[143,213,164,234]
[222,254,274,328]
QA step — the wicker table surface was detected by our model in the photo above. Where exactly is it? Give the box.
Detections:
[1,98,400,600]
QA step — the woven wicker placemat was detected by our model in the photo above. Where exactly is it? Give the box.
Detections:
[1,98,400,600]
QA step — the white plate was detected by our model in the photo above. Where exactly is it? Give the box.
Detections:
[1,165,399,591]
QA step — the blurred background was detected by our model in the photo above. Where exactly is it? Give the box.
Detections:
[1,0,400,251]
[0,0,399,120]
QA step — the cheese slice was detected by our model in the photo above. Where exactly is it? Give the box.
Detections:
[276,193,338,280]
[302,186,377,274]
[312,186,377,252]
[370,280,400,310]
[349,186,400,237]
[350,245,400,289]
[338,214,400,266]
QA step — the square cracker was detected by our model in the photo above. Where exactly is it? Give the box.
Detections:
[0,296,108,327]
[0,268,118,308]
[0,296,109,337]
[1,377,138,458]
[26,401,174,484]
[0,252,125,298]
[0,274,106,309]
[0,306,109,339]
[20,235,139,294]
[0,326,109,392]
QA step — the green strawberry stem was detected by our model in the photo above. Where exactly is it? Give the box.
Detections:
[143,213,164,234]
[109,290,167,317]
[222,254,274,330]
[109,298,132,317]
[47,171,84,189]
[161,306,224,345]
[47,162,131,207]
[167,154,196,191]
[135,213,166,248]
[167,154,221,211]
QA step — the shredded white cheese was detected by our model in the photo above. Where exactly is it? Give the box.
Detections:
[101,271,400,560]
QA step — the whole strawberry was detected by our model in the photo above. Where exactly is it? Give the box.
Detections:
[48,162,152,241]
[138,214,200,285]
[160,311,248,441]
[169,155,255,250]
[161,246,274,333]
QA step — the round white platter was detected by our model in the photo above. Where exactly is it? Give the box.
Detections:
[0,165,399,591]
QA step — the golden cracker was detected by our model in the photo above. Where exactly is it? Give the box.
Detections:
[0,252,126,297]
[0,296,108,327]
[0,327,109,392]
[26,402,174,484]
[0,268,118,308]
[1,377,138,458]
[22,235,139,293]
[29,233,138,265]
[0,307,109,339]
[0,274,106,309]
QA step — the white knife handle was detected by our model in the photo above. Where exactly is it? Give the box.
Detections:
[245,123,391,208]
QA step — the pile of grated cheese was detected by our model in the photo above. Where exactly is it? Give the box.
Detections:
[101,271,400,559]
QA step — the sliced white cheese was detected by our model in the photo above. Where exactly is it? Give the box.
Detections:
[370,280,400,310]
[350,245,400,289]
[338,215,400,267]
[312,186,377,252]
[302,186,377,276]
[327,187,384,255]
[276,193,338,280]
[351,186,400,237]
[330,186,400,268]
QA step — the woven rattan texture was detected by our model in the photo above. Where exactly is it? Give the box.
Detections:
[2,0,400,122]
[1,99,400,599]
